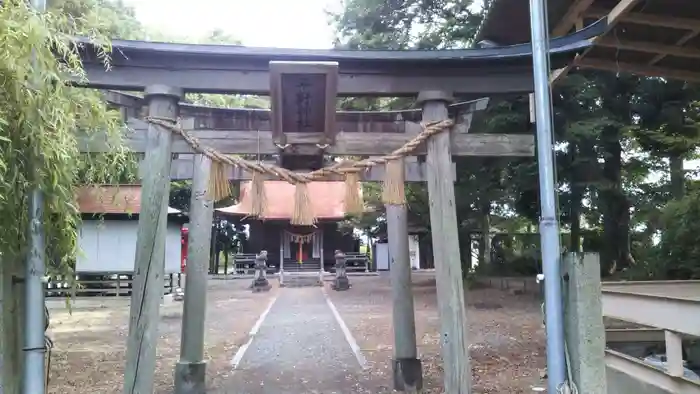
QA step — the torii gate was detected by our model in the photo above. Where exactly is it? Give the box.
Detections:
[98,89,522,394]
[73,24,603,394]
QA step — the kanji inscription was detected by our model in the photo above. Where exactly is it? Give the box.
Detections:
[280,73,326,133]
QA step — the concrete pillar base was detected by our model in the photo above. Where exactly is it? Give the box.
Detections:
[392,357,423,392]
[174,361,206,394]
[250,278,271,292]
[331,276,350,291]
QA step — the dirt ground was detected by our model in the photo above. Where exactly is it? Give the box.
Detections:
[47,279,277,394]
[47,273,546,393]
[327,272,548,394]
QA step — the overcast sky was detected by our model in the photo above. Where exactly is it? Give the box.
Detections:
[122,0,485,48]
[121,0,343,48]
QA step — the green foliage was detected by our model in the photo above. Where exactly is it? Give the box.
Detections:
[186,93,270,109]
[329,0,700,279]
[650,193,700,279]
[49,0,145,39]
[632,79,700,158]
[332,0,483,49]
[168,181,192,212]
[201,29,242,45]
[0,0,131,275]
[333,0,700,279]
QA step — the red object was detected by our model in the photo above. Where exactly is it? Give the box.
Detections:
[181,227,189,273]
[296,243,308,262]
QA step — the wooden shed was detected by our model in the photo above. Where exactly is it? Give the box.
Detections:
[75,185,188,274]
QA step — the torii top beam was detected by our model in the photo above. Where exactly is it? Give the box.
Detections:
[88,94,533,157]
[73,19,607,96]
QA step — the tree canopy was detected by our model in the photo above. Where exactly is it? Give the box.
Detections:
[330,0,700,279]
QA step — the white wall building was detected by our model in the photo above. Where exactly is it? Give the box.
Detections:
[375,235,421,271]
[75,185,187,274]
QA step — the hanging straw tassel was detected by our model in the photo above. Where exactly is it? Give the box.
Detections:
[249,171,267,217]
[343,170,364,216]
[382,158,406,205]
[291,182,315,226]
[208,161,232,202]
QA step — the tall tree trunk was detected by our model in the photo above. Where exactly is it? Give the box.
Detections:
[569,142,583,253]
[569,190,582,253]
[617,194,634,269]
[601,125,634,274]
[482,207,491,268]
[209,225,217,274]
[600,191,615,275]
[478,201,491,272]
[477,233,485,270]
[460,230,473,274]
[424,236,435,269]
[669,154,685,199]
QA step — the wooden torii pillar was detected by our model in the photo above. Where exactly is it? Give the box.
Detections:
[124,84,183,394]
[420,90,471,392]
[174,152,213,393]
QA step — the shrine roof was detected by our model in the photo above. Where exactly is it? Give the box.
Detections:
[76,185,182,216]
[216,181,357,220]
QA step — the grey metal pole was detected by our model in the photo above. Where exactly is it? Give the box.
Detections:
[527,0,567,391]
[23,190,46,394]
[175,154,214,394]
[23,0,48,393]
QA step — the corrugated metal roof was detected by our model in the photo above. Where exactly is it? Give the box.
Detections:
[475,0,579,45]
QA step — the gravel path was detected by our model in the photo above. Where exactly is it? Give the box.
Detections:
[48,280,278,394]
[216,287,363,394]
[47,275,549,393]
[327,273,549,393]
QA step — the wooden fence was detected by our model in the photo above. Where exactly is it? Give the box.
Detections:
[45,273,181,298]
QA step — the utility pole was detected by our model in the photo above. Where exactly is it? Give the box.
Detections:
[23,0,49,393]
[528,0,567,391]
